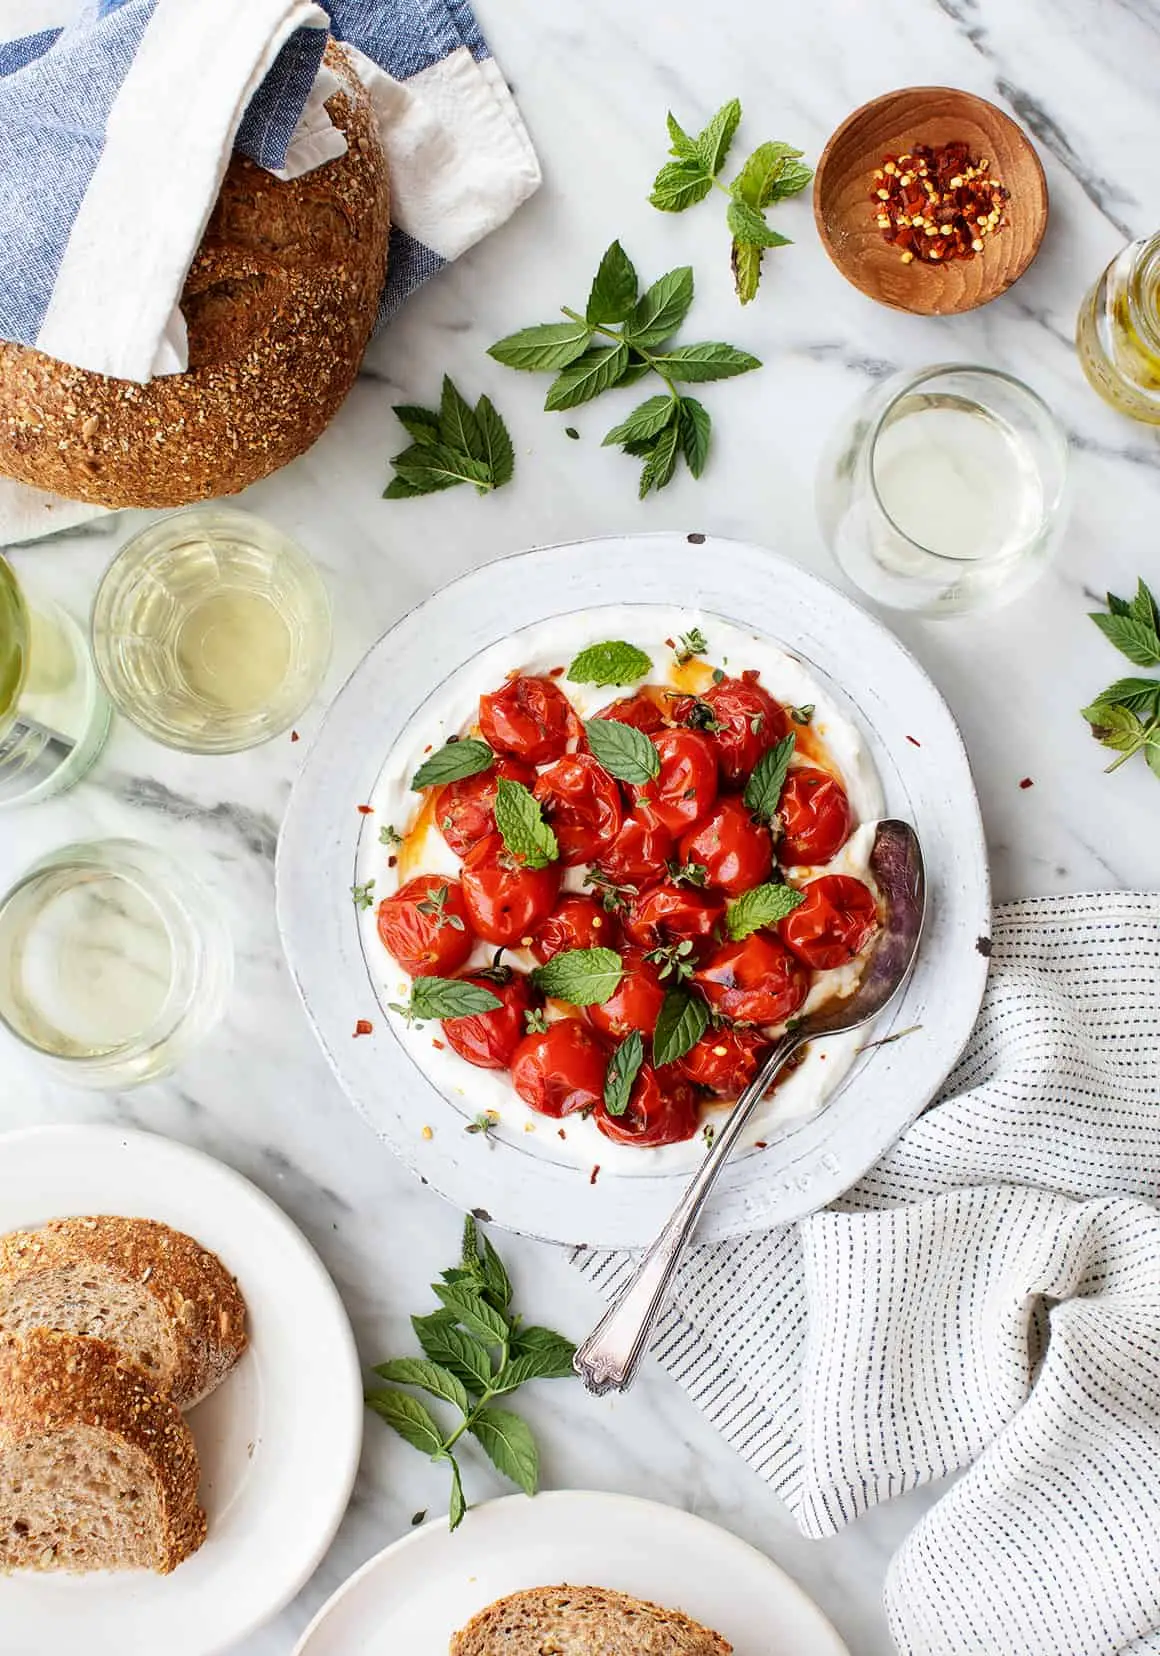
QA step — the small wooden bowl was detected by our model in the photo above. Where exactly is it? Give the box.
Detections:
[813,86,1048,315]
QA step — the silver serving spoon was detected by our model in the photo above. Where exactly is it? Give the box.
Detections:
[574,819,925,1396]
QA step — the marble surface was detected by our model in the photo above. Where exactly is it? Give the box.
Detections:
[3,0,1160,1650]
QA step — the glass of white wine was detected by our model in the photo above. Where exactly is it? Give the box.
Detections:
[817,365,1070,616]
[0,839,233,1089]
[91,506,331,752]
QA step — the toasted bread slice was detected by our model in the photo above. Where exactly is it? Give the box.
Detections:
[0,1330,206,1574]
[450,1585,733,1655]
[0,1216,247,1408]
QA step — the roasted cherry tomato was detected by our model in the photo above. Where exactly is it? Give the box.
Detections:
[586,948,666,1040]
[460,833,560,947]
[533,753,624,866]
[677,672,790,785]
[622,881,724,953]
[434,758,535,858]
[780,875,878,971]
[596,692,665,734]
[693,932,808,1027]
[679,795,773,897]
[478,675,579,765]
[778,767,853,866]
[629,728,718,835]
[530,894,618,964]
[511,1020,609,1118]
[376,875,474,977]
[680,1026,769,1096]
[442,971,539,1070]
[596,1063,700,1147]
[593,810,673,888]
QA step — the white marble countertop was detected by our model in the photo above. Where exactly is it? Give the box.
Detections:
[3,1,1159,1650]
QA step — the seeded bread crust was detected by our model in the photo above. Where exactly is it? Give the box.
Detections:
[0,40,390,507]
[0,1215,248,1409]
[449,1585,734,1655]
[0,1330,206,1574]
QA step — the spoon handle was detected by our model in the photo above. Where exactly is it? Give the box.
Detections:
[573,1030,804,1395]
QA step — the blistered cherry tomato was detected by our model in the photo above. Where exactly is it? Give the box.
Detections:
[460,833,560,947]
[442,971,538,1070]
[629,728,718,834]
[376,875,474,977]
[778,768,852,866]
[681,1026,768,1096]
[434,758,535,858]
[533,753,624,866]
[678,672,790,785]
[679,795,773,897]
[479,675,579,765]
[586,949,666,1040]
[594,811,673,888]
[622,882,724,953]
[530,894,618,964]
[511,1020,608,1118]
[780,875,878,971]
[596,693,665,734]
[596,1063,700,1147]
[693,932,808,1026]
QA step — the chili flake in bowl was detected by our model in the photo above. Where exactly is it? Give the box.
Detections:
[871,141,1009,265]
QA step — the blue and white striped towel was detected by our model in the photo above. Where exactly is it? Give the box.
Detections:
[0,0,539,541]
[579,894,1160,1655]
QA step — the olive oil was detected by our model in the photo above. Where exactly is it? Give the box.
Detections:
[1077,233,1160,422]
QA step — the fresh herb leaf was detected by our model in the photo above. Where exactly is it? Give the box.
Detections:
[652,988,710,1066]
[650,342,761,382]
[480,1234,513,1311]
[448,1460,466,1531]
[392,443,493,495]
[532,946,624,1006]
[379,823,404,846]
[604,1029,644,1116]
[1130,578,1160,633]
[567,640,653,687]
[649,158,716,213]
[1089,678,1160,716]
[623,267,695,349]
[726,197,792,248]
[602,395,678,449]
[668,857,708,887]
[464,1111,500,1141]
[488,319,593,371]
[743,734,796,821]
[366,1389,445,1457]
[470,1407,539,1497]
[731,240,764,307]
[394,404,442,446]
[1089,611,1160,668]
[476,394,515,488]
[644,937,697,983]
[586,240,638,325]
[433,1282,510,1345]
[696,97,743,175]
[494,777,558,869]
[790,704,815,725]
[1082,587,1160,780]
[399,978,504,1023]
[509,1325,578,1376]
[584,717,662,784]
[545,344,631,411]
[352,879,375,910]
[674,627,709,664]
[639,421,681,498]
[373,1357,470,1415]
[412,1312,493,1394]
[439,375,485,460]
[524,1006,549,1034]
[677,397,711,477]
[384,383,515,499]
[411,737,494,791]
[726,881,806,940]
[732,140,811,208]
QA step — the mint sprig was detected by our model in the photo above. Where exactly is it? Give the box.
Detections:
[743,733,796,822]
[604,1029,644,1117]
[367,1217,575,1531]
[568,640,652,687]
[385,377,514,499]
[489,242,760,498]
[726,881,805,941]
[494,777,559,869]
[652,987,710,1066]
[1082,580,1160,779]
[390,977,503,1024]
[411,736,495,792]
[584,717,661,785]
[650,101,812,305]
[532,946,624,1006]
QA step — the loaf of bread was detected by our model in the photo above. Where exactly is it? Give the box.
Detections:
[0,1216,247,1409]
[0,41,389,508]
[0,1330,206,1574]
[449,1585,734,1655]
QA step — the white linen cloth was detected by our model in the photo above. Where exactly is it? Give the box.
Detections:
[577,893,1160,1655]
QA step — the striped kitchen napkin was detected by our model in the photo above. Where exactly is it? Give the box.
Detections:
[578,894,1160,1656]
[0,0,539,542]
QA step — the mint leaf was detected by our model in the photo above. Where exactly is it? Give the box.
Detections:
[732,239,763,306]
[587,240,638,325]
[1131,578,1160,633]
[665,111,699,160]
[439,375,484,460]
[744,734,796,822]
[394,404,441,446]
[652,988,709,1066]
[639,421,681,498]
[448,1459,466,1531]
[650,342,761,382]
[509,1325,578,1376]
[726,881,806,941]
[545,344,630,411]
[1081,699,1147,753]
[393,444,493,494]
[1090,611,1160,668]
[489,320,593,371]
[567,640,653,687]
[366,1389,445,1458]
[726,197,792,248]
[412,1311,493,1394]
[480,1234,513,1312]
[492,1348,573,1393]
[470,1406,538,1496]
[1088,677,1160,716]
[475,394,514,488]
[604,1029,644,1117]
[1148,739,1160,782]
[411,737,494,791]
[602,395,677,450]
[677,396,711,478]
[494,777,558,869]
[373,1357,470,1415]
[624,267,695,349]
[406,978,504,1022]
[383,475,425,499]
[584,717,661,784]
[433,1282,510,1345]
[649,158,714,212]
[532,946,624,1006]
[732,141,810,207]
[696,97,742,176]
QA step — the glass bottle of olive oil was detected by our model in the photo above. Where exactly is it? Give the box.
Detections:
[1076,233,1160,422]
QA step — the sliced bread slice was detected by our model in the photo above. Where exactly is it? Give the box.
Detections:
[450,1585,734,1655]
[0,1329,206,1574]
[0,1216,247,1408]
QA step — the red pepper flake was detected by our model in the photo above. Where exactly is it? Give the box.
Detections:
[871,142,1009,266]
[754,1140,767,1150]
[290,730,300,743]
[1019,776,1034,789]
[388,855,398,868]
[589,1164,600,1186]
[353,1019,373,1037]
[557,1127,567,1140]
[664,637,676,649]
[431,1038,445,1050]
[549,665,566,678]
[905,734,922,747]
[357,804,374,815]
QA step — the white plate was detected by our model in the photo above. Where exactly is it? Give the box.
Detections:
[0,1125,363,1656]
[277,534,990,1248]
[293,1490,849,1656]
